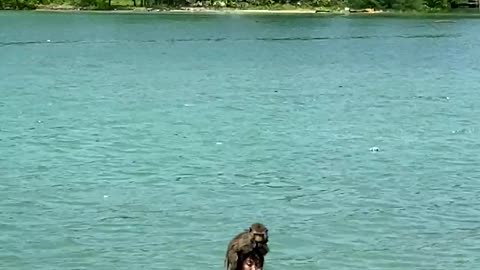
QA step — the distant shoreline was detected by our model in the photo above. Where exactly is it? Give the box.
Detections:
[34,8,330,15]
[3,4,388,15]
[31,6,346,15]
[3,4,480,17]
[30,8,480,18]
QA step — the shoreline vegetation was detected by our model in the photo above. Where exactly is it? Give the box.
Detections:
[1,0,480,15]
[31,6,381,14]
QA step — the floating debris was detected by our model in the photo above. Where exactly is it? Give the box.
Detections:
[451,128,473,134]
[434,20,455,23]
[369,147,379,152]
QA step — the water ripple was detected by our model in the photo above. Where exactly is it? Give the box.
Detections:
[1,13,479,270]
[0,33,460,47]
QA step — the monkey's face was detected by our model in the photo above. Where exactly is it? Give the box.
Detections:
[249,223,268,244]
[250,229,268,244]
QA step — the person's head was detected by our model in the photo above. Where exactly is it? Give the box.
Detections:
[238,251,264,270]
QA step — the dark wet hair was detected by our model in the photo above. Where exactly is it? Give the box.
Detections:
[236,251,264,270]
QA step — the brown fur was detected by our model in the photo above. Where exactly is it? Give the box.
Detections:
[225,223,269,270]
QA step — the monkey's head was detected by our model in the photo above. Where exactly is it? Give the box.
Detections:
[249,223,268,245]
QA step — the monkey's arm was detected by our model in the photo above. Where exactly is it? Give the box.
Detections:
[225,236,243,270]
[225,230,253,270]
[229,242,257,270]
[259,244,269,256]
[225,249,238,270]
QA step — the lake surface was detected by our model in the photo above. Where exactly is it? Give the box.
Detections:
[1,10,479,270]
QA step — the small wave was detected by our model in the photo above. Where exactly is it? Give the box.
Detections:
[257,36,331,41]
[99,215,136,221]
[397,33,461,39]
[256,35,377,41]
[0,33,459,47]
[255,33,459,41]
[0,40,88,47]
[414,95,450,101]
[0,40,49,46]
[167,37,227,42]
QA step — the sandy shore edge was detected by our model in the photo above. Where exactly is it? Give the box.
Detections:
[32,8,329,15]
[30,5,387,15]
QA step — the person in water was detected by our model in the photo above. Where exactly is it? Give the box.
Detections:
[237,251,264,270]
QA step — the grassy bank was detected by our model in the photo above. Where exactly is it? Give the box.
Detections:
[1,0,353,12]
[1,0,479,15]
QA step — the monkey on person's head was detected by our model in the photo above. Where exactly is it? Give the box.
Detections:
[224,223,270,270]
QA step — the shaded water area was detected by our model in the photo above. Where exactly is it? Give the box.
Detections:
[1,11,479,270]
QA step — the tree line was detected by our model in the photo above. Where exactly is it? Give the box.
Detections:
[0,0,465,12]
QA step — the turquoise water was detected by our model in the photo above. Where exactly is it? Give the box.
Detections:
[1,11,479,270]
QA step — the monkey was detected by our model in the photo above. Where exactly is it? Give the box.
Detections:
[225,223,269,270]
